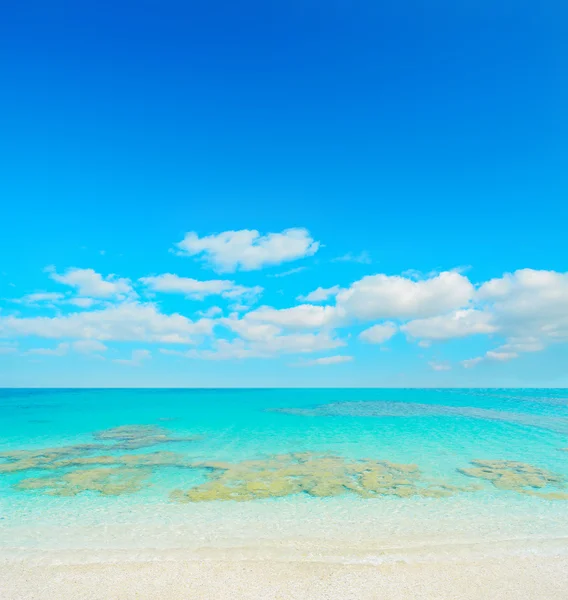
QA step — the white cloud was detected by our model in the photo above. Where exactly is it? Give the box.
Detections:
[174,228,319,272]
[428,360,451,371]
[183,330,344,361]
[140,273,262,302]
[0,345,18,355]
[198,306,223,318]
[303,355,353,366]
[68,298,97,308]
[485,350,518,361]
[222,318,282,342]
[359,322,397,344]
[73,340,108,354]
[270,267,307,278]
[47,267,133,298]
[16,292,66,305]
[242,304,339,330]
[461,357,483,369]
[477,269,568,346]
[336,271,474,321]
[332,251,371,264]
[461,349,519,368]
[14,291,98,309]
[402,309,497,341]
[114,349,151,366]
[27,343,69,356]
[0,302,213,344]
[493,337,544,354]
[298,285,340,302]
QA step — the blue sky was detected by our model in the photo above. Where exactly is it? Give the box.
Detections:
[0,1,567,387]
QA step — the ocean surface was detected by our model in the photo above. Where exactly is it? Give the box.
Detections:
[1,388,568,563]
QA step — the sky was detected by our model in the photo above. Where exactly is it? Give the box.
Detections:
[0,1,567,387]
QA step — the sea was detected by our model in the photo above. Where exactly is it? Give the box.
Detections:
[1,388,567,564]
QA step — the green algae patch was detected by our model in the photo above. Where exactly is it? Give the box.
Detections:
[458,460,567,500]
[170,453,476,503]
[15,467,152,497]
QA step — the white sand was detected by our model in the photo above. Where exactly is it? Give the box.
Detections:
[2,498,568,598]
[2,555,568,599]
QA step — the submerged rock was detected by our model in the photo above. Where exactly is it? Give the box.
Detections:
[171,453,476,503]
[458,460,567,499]
[16,467,152,496]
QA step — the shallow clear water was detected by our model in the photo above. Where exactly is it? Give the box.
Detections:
[1,388,568,561]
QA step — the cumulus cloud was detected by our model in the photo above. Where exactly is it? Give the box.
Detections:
[335,271,474,321]
[297,285,340,302]
[174,228,319,272]
[68,298,97,308]
[198,306,223,318]
[16,292,66,305]
[13,291,98,309]
[0,302,213,344]
[402,309,497,341]
[192,331,344,360]
[477,269,568,345]
[140,273,262,302]
[359,322,397,344]
[73,340,108,354]
[242,304,339,330]
[461,349,519,368]
[114,349,151,366]
[303,355,353,365]
[47,267,133,299]
[27,342,69,356]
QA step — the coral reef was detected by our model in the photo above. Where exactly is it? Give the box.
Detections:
[458,460,568,499]
[171,453,476,503]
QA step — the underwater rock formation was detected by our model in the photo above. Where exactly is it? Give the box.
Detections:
[170,453,477,503]
[16,466,152,496]
[458,460,568,499]
[93,424,200,449]
[0,444,106,473]
[0,423,201,475]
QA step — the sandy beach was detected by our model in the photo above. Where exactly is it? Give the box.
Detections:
[2,554,568,600]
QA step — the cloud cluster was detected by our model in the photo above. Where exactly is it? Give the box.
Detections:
[174,228,319,272]
[114,349,151,366]
[1,302,213,344]
[48,267,133,299]
[140,273,262,302]
[359,322,397,344]
[3,229,568,372]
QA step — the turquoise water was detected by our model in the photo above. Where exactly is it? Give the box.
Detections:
[1,388,568,559]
